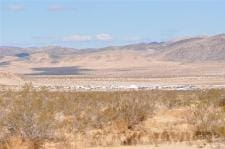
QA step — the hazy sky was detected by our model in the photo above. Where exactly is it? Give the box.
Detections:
[1,0,225,48]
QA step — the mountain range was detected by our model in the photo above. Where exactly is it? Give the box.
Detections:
[0,33,225,77]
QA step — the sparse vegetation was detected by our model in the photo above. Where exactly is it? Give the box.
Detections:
[0,86,225,148]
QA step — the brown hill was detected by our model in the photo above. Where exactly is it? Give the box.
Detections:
[159,34,225,62]
[0,34,225,76]
[1,34,225,63]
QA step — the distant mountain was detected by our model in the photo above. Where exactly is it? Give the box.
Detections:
[28,46,77,56]
[159,34,225,62]
[0,46,77,57]
[1,33,225,76]
[1,34,225,63]
[0,46,24,56]
[81,34,225,62]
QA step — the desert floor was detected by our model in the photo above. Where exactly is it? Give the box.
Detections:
[89,143,225,149]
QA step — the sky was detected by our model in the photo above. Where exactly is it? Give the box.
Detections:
[0,0,225,48]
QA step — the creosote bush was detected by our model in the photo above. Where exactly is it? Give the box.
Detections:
[0,86,156,141]
[0,85,225,148]
[1,84,56,141]
[187,89,225,139]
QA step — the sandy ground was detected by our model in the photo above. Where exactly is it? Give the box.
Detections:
[1,53,225,77]
[1,55,225,90]
[89,143,225,149]
[26,76,225,86]
[19,75,225,91]
[1,74,225,91]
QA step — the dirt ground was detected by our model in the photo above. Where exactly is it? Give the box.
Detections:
[89,143,225,149]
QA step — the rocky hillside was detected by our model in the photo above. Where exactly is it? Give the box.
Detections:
[159,34,225,62]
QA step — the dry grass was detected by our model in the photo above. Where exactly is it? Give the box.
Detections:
[0,136,41,149]
[0,85,225,148]
[187,89,225,140]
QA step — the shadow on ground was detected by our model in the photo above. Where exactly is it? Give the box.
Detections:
[27,66,92,75]
[0,61,11,67]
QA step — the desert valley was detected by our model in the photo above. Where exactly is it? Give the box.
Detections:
[1,34,225,91]
[1,1,225,148]
[0,34,225,149]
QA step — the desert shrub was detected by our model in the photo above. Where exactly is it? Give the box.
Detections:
[0,88,157,136]
[83,93,152,130]
[59,91,156,131]
[0,86,225,148]
[214,126,225,139]
[154,90,199,109]
[0,136,41,149]
[0,85,56,141]
[187,89,225,140]
[198,89,225,106]
[189,104,220,132]
[105,92,155,128]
